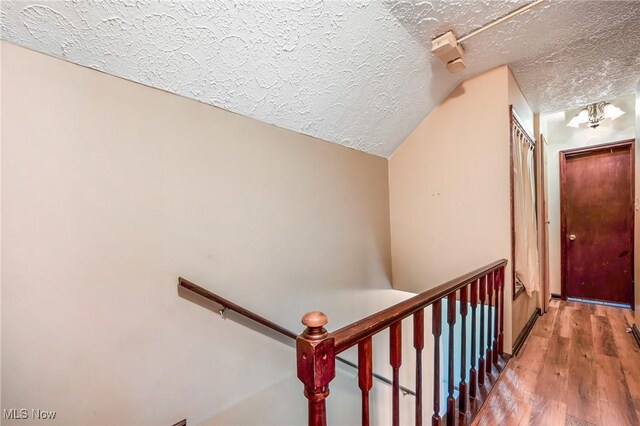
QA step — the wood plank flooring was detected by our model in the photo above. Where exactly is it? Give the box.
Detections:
[472,300,640,426]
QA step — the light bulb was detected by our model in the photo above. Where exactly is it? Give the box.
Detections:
[567,108,588,128]
[577,108,589,123]
[603,103,624,121]
[567,116,581,128]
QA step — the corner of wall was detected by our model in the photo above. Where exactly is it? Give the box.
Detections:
[388,65,516,349]
[507,68,534,136]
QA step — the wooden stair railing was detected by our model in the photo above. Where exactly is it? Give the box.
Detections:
[177,278,415,396]
[296,259,508,426]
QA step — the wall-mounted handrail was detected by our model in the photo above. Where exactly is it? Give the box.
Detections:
[179,278,297,339]
[297,259,508,426]
[177,277,415,396]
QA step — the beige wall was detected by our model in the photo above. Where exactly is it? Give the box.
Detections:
[542,93,636,297]
[507,70,540,340]
[389,66,521,351]
[1,42,393,425]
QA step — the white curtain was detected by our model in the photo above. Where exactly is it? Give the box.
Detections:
[513,123,540,296]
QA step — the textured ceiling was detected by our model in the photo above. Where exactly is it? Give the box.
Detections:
[390,0,640,113]
[2,1,639,157]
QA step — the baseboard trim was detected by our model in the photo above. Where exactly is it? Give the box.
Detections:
[632,324,640,349]
[512,308,541,356]
[550,293,561,299]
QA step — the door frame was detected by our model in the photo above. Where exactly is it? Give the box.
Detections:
[559,138,635,303]
[539,134,550,312]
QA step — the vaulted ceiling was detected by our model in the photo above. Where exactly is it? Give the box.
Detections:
[2,1,639,157]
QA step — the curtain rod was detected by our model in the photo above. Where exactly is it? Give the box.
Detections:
[514,122,536,147]
[458,0,546,43]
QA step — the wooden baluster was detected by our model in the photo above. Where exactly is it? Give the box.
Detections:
[446,293,456,426]
[478,276,486,386]
[432,300,442,426]
[469,279,478,400]
[414,309,424,426]
[493,271,500,365]
[390,321,402,426]
[297,312,336,426]
[486,273,494,376]
[358,337,373,426]
[459,286,468,414]
[499,267,505,355]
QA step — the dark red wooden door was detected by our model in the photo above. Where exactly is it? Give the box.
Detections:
[562,142,634,305]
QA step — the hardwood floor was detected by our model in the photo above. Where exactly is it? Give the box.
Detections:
[472,300,640,426]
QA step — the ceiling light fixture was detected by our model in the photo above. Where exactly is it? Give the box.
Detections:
[567,101,625,129]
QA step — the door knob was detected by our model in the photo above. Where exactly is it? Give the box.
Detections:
[569,234,577,241]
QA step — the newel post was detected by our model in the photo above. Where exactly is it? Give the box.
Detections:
[297,311,336,426]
